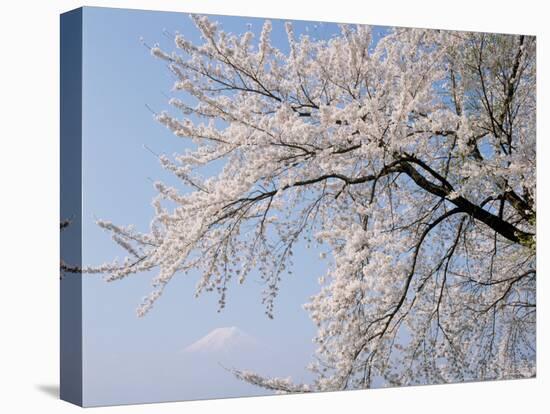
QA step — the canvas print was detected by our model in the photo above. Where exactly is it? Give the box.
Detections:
[60,6,536,407]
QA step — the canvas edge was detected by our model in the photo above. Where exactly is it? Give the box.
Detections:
[60,7,84,407]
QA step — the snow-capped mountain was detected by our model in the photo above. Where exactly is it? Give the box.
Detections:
[183,326,259,354]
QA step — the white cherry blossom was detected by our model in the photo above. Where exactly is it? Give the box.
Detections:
[90,16,536,391]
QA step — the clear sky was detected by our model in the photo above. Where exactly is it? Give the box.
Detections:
[79,6,387,406]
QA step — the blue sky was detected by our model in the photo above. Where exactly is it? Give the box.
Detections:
[78,7,387,406]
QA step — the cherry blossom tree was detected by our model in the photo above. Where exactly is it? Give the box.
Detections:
[89,16,536,391]
[60,219,81,278]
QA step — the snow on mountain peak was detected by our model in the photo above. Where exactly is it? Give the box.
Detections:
[183,326,259,353]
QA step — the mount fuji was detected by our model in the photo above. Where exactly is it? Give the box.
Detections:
[183,326,260,354]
